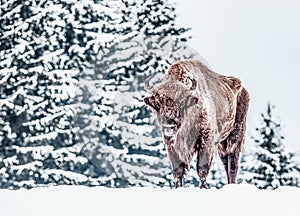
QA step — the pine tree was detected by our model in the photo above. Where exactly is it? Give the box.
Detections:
[0,0,118,189]
[241,104,300,189]
[0,0,202,188]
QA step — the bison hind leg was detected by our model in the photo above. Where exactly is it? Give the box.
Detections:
[218,87,250,184]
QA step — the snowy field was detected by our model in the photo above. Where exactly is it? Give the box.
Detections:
[0,183,299,216]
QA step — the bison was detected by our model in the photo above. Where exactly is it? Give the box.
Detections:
[144,59,250,188]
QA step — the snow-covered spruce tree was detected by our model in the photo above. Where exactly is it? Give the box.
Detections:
[0,0,118,189]
[241,104,300,189]
[0,0,202,188]
[77,0,203,187]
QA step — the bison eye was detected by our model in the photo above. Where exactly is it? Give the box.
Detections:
[154,102,160,111]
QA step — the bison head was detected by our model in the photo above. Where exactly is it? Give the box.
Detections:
[144,76,198,143]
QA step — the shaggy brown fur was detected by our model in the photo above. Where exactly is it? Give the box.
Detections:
[144,59,250,188]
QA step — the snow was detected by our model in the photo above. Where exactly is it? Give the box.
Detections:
[0,183,299,216]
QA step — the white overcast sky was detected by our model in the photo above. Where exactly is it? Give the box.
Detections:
[175,0,300,151]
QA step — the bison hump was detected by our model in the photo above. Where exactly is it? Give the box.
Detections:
[222,76,242,94]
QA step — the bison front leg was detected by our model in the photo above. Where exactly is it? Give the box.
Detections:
[173,163,188,188]
[196,145,214,189]
[167,147,188,188]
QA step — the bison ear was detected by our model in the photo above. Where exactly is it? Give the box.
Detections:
[144,96,160,112]
[188,76,197,91]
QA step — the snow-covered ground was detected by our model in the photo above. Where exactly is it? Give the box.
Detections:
[0,183,299,216]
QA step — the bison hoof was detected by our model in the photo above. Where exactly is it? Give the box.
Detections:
[175,179,183,188]
[200,182,208,189]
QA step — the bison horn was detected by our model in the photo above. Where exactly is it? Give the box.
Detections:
[144,76,154,92]
[145,74,163,92]
[188,76,197,91]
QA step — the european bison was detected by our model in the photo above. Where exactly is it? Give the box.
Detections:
[144,59,250,188]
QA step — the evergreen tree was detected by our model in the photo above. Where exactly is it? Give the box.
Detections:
[0,0,120,189]
[241,104,300,189]
[0,0,202,188]
[0,0,104,188]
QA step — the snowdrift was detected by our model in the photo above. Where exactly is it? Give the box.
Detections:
[0,182,299,216]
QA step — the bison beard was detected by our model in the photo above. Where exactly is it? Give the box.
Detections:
[144,59,250,188]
